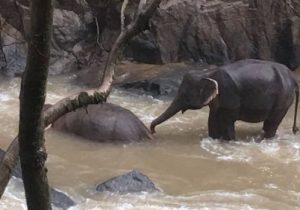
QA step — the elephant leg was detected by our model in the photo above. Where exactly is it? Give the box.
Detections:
[263,109,289,139]
[208,110,221,139]
[221,120,235,140]
[219,110,237,140]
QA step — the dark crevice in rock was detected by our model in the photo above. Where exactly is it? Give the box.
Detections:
[274,19,296,69]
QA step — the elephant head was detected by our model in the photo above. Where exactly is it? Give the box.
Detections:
[150,73,219,133]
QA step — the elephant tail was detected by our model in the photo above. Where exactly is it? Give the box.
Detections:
[293,83,299,134]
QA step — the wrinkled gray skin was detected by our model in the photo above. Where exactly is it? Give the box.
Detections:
[50,103,153,142]
[151,59,299,140]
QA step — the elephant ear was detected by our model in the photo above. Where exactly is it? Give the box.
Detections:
[202,78,219,105]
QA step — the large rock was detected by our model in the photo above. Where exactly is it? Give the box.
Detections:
[125,31,162,64]
[0,16,27,76]
[1,0,300,76]
[96,170,160,193]
[0,149,76,210]
[146,0,300,68]
[49,8,91,75]
[115,62,217,96]
[76,61,216,96]
[292,16,300,67]
[0,0,92,76]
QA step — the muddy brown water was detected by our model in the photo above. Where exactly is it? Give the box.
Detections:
[0,71,300,210]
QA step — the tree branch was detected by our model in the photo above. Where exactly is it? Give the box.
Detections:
[121,0,129,32]
[138,0,148,15]
[0,0,161,198]
[94,17,102,48]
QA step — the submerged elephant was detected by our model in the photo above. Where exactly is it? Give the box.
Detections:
[48,103,153,142]
[151,59,299,140]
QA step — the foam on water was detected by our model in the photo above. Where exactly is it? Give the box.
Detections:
[64,186,300,210]
[66,191,268,210]
[199,128,300,164]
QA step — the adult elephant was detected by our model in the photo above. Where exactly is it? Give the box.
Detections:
[48,103,153,142]
[150,59,299,140]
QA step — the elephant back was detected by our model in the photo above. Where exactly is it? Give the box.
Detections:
[51,103,153,142]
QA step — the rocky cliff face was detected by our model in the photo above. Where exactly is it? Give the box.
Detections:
[0,0,299,76]
[150,0,300,68]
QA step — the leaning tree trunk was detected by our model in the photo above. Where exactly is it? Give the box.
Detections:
[0,0,162,199]
[18,0,53,209]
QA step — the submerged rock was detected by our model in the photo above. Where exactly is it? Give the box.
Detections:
[96,170,160,194]
[0,148,76,210]
[50,188,76,210]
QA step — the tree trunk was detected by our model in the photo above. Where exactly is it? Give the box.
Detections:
[0,0,162,199]
[18,0,53,209]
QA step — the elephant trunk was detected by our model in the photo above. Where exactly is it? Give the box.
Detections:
[150,98,182,133]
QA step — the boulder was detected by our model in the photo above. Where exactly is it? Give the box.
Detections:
[76,61,216,96]
[49,8,91,75]
[50,188,76,210]
[146,0,300,68]
[125,31,162,64]
[0,148,76,210]
[292,16,300,68]
[0,16,27,77]
[116,62,217,96]
[1,0,300,77]
[96,170,160,194]
[0,0,92,76]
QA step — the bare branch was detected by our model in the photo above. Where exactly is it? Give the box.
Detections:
[138,0,147,14]
[100,0,162,86]
[0,139,19,197]
[94,17,102,48]
[121,0,129,32]
[14,0,27,38]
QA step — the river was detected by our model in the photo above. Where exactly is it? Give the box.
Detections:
[0,71,300,210]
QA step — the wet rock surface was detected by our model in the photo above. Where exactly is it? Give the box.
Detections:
[96,170,160,193]
[0,148,76,210]
[116,62,217,96]
[76,61,217,96]
[1,0,299,76]
[50,188,76,210]
[149,0,300,69]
